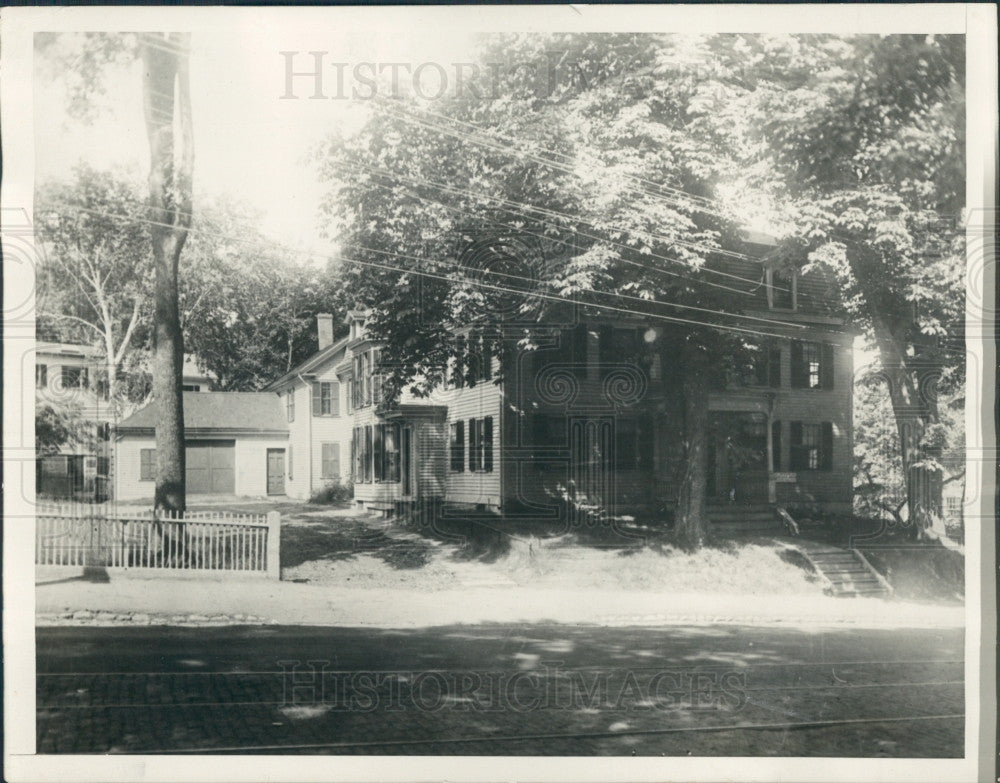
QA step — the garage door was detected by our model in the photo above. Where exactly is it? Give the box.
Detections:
[186,440,235,494]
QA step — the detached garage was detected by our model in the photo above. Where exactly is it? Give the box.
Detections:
[115,392,288,501]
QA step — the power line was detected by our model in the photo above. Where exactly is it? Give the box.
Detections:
[333,178,804,331]
[46,201,799,340]
[374,99,737,221]
[338,158,775,297]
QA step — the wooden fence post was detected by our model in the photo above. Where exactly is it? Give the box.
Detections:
[266,511,281,580]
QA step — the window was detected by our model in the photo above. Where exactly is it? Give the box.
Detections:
[97,422,111,441]
[615,418,653,471]
[532,414,567,446]
[140,448,156,481]
[790,421,833,471]
[598,326,641,377]
[97,457,110,477]
[352,354,372,408]
[451,335,467,388]
[36,364,48,389]
[791,341,834,390]
[61,366,88,389]
[321,442,340,480]
[468,417,494,472]
[752,343,782,388]
[286,390,295,422]
[352,427,364,481]
[182,384,201,392]
[312,381,340,417]
[767,268,797,310]
[450,420,465,472]
[384,424,400,483]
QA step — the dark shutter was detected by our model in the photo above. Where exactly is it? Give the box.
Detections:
[483,417,494,472]
[373,425,384,481]
[482,336,492,380]
[821,344,835,389]
[598,325,614,375]
[467,334,480,386]
[468,418,478,471]
[638,420,654,471]
[821,422,834,471]
[572,324,588,377]
[364,426,372,483]
[312,382,321,416]
[451,421,465,472]
[771,420,782,471]
[790,342,805,388]
[769,346,782,388]
[789,421,804,470]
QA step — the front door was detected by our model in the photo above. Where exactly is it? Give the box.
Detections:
[266,448,286,495]
[570,416,615,517]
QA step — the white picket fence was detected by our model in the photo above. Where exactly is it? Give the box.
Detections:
[35,503,281,579]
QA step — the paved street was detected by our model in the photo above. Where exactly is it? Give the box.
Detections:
[36,623,964,756]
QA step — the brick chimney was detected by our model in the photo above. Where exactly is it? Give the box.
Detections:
[317,313,334,350]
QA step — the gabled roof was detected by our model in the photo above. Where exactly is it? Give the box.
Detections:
[36,341,103,359]
[262,336,349,392]
[117,392,287,434]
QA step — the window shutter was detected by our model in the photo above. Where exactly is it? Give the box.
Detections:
[821,422,834,471]
[769,346,782,388]
[790,421,803,470]
[790,342,805,388]
[364,426,372,483]
[638,420,653,471]
[468,418,478,471]
[373,425,384,481]
[483,417,494,472]
[598,325,613,374]
[451,421,465,472]
[288,446,293,480]
[771,420,782,472]
[331,442,341,479]
[482,336,492,381]
[312,382,321,416]
[329,382,340,416]
[821,344,835,389]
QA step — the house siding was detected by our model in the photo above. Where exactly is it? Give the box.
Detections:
[442,360,503,508]
[113,432,287,501]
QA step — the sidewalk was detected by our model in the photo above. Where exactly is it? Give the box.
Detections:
[35,570,966,630]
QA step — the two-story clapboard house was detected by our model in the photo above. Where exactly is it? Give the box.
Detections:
[269,243,853,528]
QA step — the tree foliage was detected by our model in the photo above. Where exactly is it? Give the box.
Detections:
[35,165,152,405]
[318,34,766,546]
[180,198,347,390]
[726,33,965,532]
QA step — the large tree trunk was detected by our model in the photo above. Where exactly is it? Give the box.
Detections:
[674,357,711,549]
[142,33,194,514]
[872,320,943,536]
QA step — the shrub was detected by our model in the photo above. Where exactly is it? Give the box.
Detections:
[309,479,353,505]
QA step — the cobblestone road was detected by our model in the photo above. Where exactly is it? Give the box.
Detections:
[36,624,964,756]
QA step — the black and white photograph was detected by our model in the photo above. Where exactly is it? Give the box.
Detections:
[2,4,996,782]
